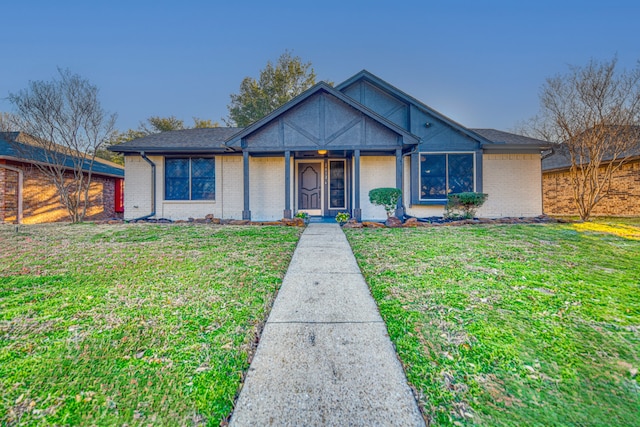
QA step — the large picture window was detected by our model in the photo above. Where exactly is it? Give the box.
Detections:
[165,157,215,200]
[420,153,474,201]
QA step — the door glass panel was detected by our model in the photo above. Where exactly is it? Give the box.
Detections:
[329,160,345,209]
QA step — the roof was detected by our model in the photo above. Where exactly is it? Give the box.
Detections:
[109,127,241,153]
[105,72,552,155]
[471,129,552,149]
[225,81,420,148]
[0,132,124,178]
[542,126,640,171]
[542,143,640,171]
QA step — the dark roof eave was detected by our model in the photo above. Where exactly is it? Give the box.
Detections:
[0,155,124,178]
[111,146,236,154]
[482,143,551,152]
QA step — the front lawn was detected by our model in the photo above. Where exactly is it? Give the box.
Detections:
[0,223,302,426]
[346,222,640,426]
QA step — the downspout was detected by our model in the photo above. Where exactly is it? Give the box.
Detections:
[134,151,156,221]
[540,147,555,216]
[0,164,23,224]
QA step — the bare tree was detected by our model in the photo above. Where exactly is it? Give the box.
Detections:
[7,69,117,222]
[525,57,640,221]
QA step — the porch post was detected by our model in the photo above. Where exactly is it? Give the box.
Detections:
[242,148,251,220]
[395,148,404,218]
[353,149,362,221]
[283,150,292,218]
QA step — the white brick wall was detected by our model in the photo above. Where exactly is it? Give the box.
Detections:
[360,156,396,220]
[250,157,285,221]
[124,155,155,220]
[221,156,244,219]
[477,153,543,218]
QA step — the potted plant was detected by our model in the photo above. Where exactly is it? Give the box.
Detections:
[335,212,350,226]
[295,211,310,225]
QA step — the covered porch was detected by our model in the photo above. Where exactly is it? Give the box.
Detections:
[240,148,405,221]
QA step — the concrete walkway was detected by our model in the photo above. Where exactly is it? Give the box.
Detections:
[230,223,425,426]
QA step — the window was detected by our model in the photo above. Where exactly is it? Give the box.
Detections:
[329,160,346,209]
[165,157,215,200]
[420,153,474,201]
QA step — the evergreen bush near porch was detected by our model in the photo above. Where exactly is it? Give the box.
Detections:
[369,188,402,218]
[444,192,488,219]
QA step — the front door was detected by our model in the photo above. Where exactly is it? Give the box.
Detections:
[298,162,322,215]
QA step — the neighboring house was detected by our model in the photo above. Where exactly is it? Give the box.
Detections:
[542,144,640,216]
[111,71,551,222]
[0,132,125,224]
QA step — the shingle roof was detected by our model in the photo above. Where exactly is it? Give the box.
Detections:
[0,132,124,178]
[471,129,551,146]
[109,127,242,153]
[542,143,640,171]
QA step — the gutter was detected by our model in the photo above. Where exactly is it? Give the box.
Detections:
[541,146,555,160]
[133,151,156,221]
[0,163,23,224]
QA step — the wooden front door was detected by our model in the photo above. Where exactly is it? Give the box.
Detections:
[298,162,322,214]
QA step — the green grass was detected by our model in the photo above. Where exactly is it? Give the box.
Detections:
[345,221,640,426]
[0,223,302,426]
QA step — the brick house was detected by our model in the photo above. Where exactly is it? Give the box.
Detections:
[0,132,125,224]
[543,145,640,216]
[111,71,551,221]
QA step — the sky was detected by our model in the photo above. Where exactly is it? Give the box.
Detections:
[2,0,639,133]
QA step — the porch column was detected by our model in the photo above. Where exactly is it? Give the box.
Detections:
[395,148,404,218]
[242,149,251,220]
[353,149,362,221]
[283,150,292,218]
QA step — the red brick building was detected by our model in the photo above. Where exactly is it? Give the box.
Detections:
[0,132,124,224]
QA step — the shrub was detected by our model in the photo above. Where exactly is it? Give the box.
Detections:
[335,212,350,224]
[444,192,488,219]
[369,188,402,218]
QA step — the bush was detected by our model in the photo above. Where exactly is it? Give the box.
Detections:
[444,192,488,219]
[335,212,350,224]
[369,188,402,218]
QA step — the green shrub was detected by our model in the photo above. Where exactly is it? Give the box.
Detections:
[369,188,402,218]
[444,192,488,219]
[335,212,350,224]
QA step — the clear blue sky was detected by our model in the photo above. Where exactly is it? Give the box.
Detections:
[2,0,639,132]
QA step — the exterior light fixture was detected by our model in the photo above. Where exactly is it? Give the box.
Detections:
[317,149,327,155]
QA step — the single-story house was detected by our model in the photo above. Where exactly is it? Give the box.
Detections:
[0,132,125,224]
[111,71,551,222]
[542,143,640,216]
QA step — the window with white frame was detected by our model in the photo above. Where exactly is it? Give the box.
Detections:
[165,157,215,200]
[420,153,474,201]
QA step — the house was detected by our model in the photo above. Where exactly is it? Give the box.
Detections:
[110,71,551,222]
[542,143,640,216]
[0,132,125,224]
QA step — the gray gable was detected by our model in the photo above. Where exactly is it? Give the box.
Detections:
[336,70,492,148]
[226,82,419,152]
[341,79,409,129]
[109,127,241,154]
